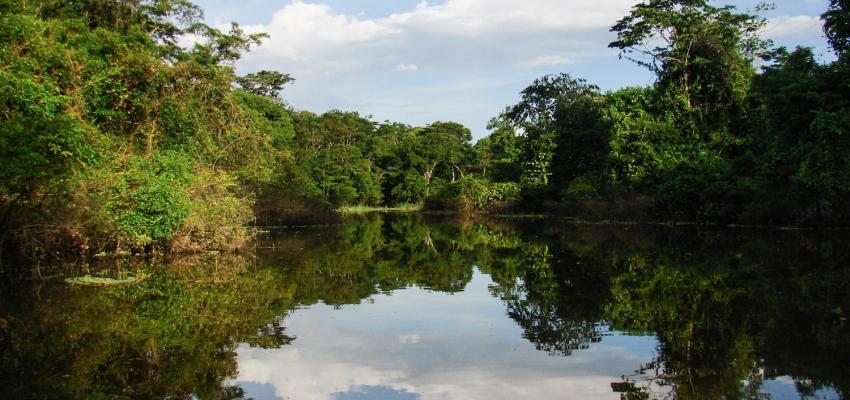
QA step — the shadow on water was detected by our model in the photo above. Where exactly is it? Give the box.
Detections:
[1,213,848,399]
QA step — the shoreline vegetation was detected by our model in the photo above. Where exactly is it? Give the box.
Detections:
[338,203,422,214]
[64,273,147,286]
[2,0,850,265]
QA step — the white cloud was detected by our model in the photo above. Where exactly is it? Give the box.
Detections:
[383,0,633,36]
[522,54,575,67]
[253,1,401,61]
[764,15,824,39]
[245,0,633,64]
[396,63,419,72]
[229,0,641,138]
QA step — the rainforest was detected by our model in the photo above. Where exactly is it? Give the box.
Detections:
[1,1,849,399]
[1,0,849,258]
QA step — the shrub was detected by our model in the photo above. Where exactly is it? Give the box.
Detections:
[426,176,521,211]
[171,168,254,251]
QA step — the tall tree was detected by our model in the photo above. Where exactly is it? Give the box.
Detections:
[236,70,295,99]
[414,122,472,194]
[475,117,523,182]
[823,0,850,58]
[609,0,767,134]
[505,73,605,193]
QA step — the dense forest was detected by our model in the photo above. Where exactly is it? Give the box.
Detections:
[1,0,850,258]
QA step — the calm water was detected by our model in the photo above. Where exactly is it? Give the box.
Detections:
[1,214,848,399]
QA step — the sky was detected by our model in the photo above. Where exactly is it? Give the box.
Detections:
[192,0,834,139]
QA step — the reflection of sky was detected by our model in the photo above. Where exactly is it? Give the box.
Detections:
[231,269,840,400]
[761,376,840,400]
[232,269,658,400]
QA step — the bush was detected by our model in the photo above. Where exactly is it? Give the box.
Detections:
[70,151,194,250]
[171,168,254,251]
[562,174,600,199]
[425,176,521,211]
[654,157,738,223]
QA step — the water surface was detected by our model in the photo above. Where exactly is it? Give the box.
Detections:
[1,214,848,399]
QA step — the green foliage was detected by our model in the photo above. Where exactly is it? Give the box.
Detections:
[738,46,850,224]
[602,87,671,185]
[463,177,521,209]
[174,167,254,251]
[505,73,589,190]
[308,144,381,205]
[1,256,296,398]
[232,90,295,148]
[4,0,850,264]
[609,0,767,129]
[476,118,523,182]
[73,151,194,248]
[823,0,850,58]
[236,70,294,98]
[184,22,267,65]
[654,155,737,222]
[286,110,475,207]
[472,1,850,225]
[0,0,292,255]
[549,81,610,191]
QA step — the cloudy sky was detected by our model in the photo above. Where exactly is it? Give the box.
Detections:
[193,0,833,139]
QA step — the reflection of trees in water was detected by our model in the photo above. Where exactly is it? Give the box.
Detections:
[2,216,849,399]
[269,214,477,306]
[271,215,850,399]
[483,242,610,356]
[604,233,850,400]
[0,254,296,399]
[431,219,850,400]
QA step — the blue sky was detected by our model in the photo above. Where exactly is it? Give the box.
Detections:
[193,0,833,139]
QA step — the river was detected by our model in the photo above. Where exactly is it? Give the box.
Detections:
[1,213,847,399]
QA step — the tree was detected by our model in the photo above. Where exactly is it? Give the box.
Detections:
[423,121,473,183]
[137,0,205,58]
[475,117,523,182]
[743,46,850,224]
[823,0,850,58]
[549,82,610,192]
[504,73,606,194]
[609,0,767,132]
[236,70,295,99]
[186,22,267,65]
[602,86,679,185]
[408,122,472,196]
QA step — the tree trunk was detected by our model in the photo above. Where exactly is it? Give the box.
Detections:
[424,162,439,196]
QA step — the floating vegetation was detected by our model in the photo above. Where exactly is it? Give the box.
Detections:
[65,273,147,287]
[339,203,422,214]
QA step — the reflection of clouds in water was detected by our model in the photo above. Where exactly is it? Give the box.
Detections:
[237,347,410,400]
[398,334,421,344]
[233,270,657,400]
[236,343,627,400]
[758,376,841,400]
[333,386,419,400]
